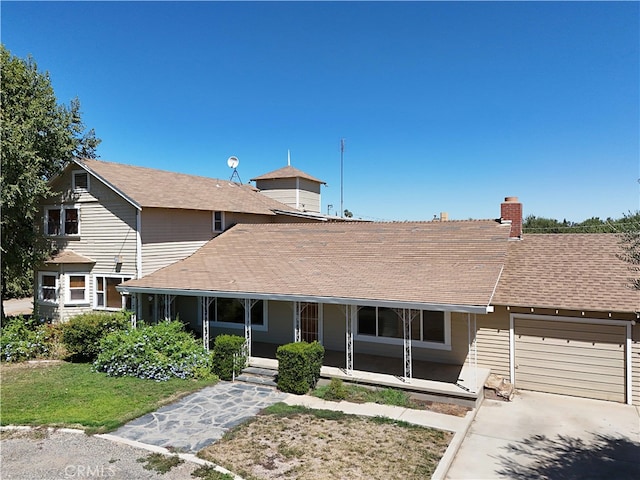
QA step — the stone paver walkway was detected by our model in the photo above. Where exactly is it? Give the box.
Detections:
[112,381,287,452]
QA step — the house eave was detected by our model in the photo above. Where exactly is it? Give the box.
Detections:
[117,285,493,314]
[74,158,142,211]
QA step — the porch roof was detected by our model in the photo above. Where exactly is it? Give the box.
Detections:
[119,220,512,313]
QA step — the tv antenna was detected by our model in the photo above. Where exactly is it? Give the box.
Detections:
[227,156,242,183]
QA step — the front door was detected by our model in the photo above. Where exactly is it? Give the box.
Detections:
[300,302,319,343]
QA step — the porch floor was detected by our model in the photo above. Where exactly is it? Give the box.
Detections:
[248,342,489,405]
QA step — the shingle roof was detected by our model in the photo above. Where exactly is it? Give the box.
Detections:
[121,220,511,309]
[77,159,297,215]
[45,249,95,264]
[493,234,639,313]
[250,165,326,184]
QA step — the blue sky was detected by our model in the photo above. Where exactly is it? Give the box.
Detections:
[2,1,638,222]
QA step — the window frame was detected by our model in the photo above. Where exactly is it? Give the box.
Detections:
[355,307,451,350]
[64,273,90,305]
[38,271,59,304]
[93,275,132,311]
[212,211,225,232]
[72,170,90,192]
[208,297,268,332]
[44,204,81,237]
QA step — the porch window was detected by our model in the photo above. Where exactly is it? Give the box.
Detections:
[208,298,266,328]
[66,274,89,304]
[356,307,450,348]
[45,206,80,236]
[38,272,59,303]
[95,276,131,310]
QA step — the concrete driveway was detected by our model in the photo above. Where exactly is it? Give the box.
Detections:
[446,390,640,479]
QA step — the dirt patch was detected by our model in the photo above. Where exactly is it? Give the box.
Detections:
[0,360,63,371]
[199,411,452,480]
[410,398,470,417]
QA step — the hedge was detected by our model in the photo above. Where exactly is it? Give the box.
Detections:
[211,334,247,380]
[276,341,325,394]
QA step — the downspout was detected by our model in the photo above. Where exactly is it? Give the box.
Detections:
[135,209,143,323]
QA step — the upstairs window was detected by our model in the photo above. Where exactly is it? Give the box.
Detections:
[72,171,89,191]
[213,211,225,232]
[45,206,80,236]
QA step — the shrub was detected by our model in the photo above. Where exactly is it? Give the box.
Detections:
[276,341,325,394]
[94,320,215,381]
[211,334,246,380]
[0,316,50,362]
[61,311,131,361]
[324,378,348,400]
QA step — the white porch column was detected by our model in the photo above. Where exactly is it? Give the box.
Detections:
[244,299,254,358]
[130,294,137,328]
[163,294,175,320]
[467,313,479,394]
[402,309,413,382]
[201,297,213,352]
[344,305,355,375]
[293,301,301,342]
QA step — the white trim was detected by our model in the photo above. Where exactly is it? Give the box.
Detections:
[65,273,90,306]
[37,271,59,305]
[72,170,90,192]
[116,286,492,314]
[136,210,142,279]
[509,312,633,401]
[93,274,133,310]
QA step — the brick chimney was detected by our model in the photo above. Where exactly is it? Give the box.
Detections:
[501,196,522,239]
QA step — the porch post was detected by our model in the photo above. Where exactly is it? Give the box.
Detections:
[345,305,354,374]
[130,294,137,328]
[403,309,412,382]
[244,299,253,358]
[293,301,301,342]
[467,313,478,394]
[201,297,212,352]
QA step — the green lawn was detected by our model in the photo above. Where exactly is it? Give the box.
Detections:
[0,361,218,433]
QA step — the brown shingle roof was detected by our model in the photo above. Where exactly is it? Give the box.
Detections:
[121,220,511,309]
[77,159,297,215]
[45,249,95,264]
[250,165,326,184]
[493,234,639,313]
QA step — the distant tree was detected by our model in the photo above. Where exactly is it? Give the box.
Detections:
[616,212,640,290]
[522,215,567,233]
[343,209,353,218]
[1,45,100,317]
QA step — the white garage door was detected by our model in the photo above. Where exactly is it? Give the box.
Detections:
[514,318,626,402]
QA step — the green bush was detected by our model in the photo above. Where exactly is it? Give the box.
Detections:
[324,378,348,400]
[0,316,50,362]
[94,320,215,381]
[276,341,325,394]
[211,334,246,380]
[61,311,131,361]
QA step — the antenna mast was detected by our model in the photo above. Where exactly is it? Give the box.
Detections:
[340,138,345,218]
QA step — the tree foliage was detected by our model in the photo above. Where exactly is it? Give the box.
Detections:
[1,45,100,305]
[523,213,639,234]
[616,212,640,291]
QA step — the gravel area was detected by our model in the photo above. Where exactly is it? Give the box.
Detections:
[0,428,209,480]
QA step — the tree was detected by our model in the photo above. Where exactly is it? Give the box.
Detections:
[1,45,100,317]
[616,212,640,291]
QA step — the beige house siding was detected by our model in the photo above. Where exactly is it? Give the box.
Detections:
[468,308,511,379]
[633,324,640,406]
[140,208,214,276]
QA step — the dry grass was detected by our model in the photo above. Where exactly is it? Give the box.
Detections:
[198,405,452,480]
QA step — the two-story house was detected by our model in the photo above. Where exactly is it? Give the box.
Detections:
[36,158,330,322]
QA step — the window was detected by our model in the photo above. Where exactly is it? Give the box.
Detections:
[38,272,59,303]
[95,276,131,310]
[66,274,89,304]
[356,307,450,348]
[45,206,80,236]
[72,171,89,191]
[213,211,225,232]
[207,298,266,329]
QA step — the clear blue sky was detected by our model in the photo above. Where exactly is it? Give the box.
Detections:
[3,1,639,222]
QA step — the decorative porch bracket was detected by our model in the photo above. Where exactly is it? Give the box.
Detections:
[344,305,358,375]
[201,297,214,352]
[293,301,301,342]
[162,294,175,320]
[467,313,478,394]
[244,299,258,358]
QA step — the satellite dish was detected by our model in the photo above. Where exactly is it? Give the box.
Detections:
[227,156,239,169]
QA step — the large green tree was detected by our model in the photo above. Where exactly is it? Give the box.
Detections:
[616,212,640,291]
[1,45,100,314]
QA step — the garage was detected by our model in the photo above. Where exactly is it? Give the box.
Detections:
[513,317,627,402]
